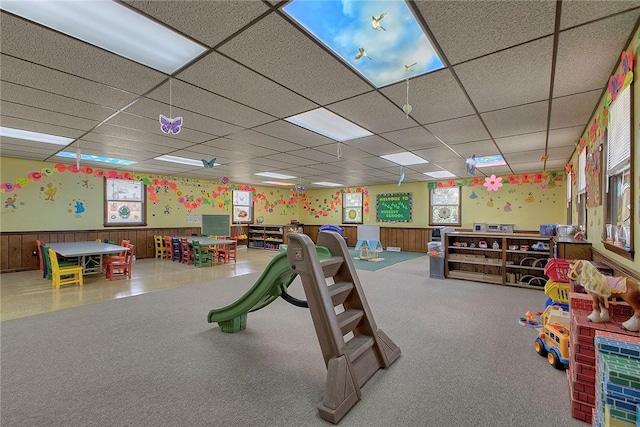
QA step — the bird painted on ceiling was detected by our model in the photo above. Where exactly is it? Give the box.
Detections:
[404,62,417,72]
[372,13,387,31]
[354,47,373,61]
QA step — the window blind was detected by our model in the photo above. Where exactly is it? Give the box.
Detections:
[607,84,631,175]
[578,148,586,194]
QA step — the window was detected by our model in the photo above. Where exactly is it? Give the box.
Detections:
[429,187,461,226]
[566,172,572,224]
[604,82,634,258]
[232,190,253,224]
[104,178,146,226]
[343,192,363,224]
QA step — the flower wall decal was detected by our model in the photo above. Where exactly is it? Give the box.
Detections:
[483,174,503,192]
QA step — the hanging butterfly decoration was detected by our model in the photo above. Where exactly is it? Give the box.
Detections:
[295,184,306,194]
[159,115,183,135]
[201,158,216,168]
[221,176,229,184]
[465,155,477,176]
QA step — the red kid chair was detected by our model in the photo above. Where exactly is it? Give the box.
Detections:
[103,240,130,271]
[105,245,134,281]
[216,237,237,264]
[162,236,173,260]
[180,238,193,265]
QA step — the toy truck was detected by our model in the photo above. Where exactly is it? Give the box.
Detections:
[534,321,570,370]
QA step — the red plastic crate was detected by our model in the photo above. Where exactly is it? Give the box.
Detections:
[544,258,572,283]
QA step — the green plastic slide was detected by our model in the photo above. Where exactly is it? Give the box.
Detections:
[207,246,332,332]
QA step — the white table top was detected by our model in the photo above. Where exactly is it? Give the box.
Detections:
[47,242,129,257]
[175,237,236,246]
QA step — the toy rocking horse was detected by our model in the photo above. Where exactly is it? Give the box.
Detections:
[568,260,640,332]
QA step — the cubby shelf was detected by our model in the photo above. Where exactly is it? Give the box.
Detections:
[445,232,552,289]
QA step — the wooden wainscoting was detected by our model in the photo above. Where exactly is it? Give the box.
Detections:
[303,225,431,253]
[0,225,249,273]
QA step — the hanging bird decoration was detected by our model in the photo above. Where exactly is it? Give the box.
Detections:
[466,155,477,175]
[398,172,405,187]
[221,176,229,184]
[295,184,306,194]
[354,47,373,61]
[371,13,387,31]
[404,62,417,72]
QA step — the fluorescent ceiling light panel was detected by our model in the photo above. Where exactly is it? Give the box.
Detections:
[0,126,74,145]
[283,0,444,88]
[255,172,297,180]
[475,155,506,167]
[0,1,207,74]
[424,171,456,179]
[263,181,295,186]
[57,152,136,166]
[380,152,428,166]
[313,182,343,187]
[154,155,212,167]
[285,108,372,142]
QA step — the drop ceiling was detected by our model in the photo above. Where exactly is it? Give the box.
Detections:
[1,0,639,188]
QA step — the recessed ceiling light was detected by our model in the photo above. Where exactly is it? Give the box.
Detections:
[476,155,506,167]
[424,171,456,179]
[57,152,136,166]
[313,182,343,187]
[283,0,444,88]
[285,108,372,142]
[255,172,297,180]
[0,1,207,74]
[154,155,211,167]
[263,181,295,186]
[0,126,74,145]
[380,152,428,166]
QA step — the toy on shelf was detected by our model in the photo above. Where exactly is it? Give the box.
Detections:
[568,260,640,332]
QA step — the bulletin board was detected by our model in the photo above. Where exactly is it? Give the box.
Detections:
[376,193,412,222]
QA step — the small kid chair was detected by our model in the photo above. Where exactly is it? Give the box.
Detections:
[192,241,213,267]
[154,235,166,259]
[105,245,134,281]
[216,237,237,264]
[48,248,83,289]
[163,236,173,260]
[180,238,193,265]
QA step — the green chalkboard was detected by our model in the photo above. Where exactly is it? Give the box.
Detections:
[201,214,231,237]
[376,193,412,222]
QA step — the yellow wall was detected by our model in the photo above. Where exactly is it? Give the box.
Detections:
[0,157,302,231]
[2,157,567,233]
[566,29,639,273]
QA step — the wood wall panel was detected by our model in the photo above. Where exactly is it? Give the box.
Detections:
[299,225,429,253]
[0,227,201,273]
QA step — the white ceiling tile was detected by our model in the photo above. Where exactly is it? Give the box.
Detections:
[0,116,85,140]
[560,0,640,30]
[553,11,639,97]
[227,130,306,152]
[89,125,195,150]
[380,70,476,124]
[327,91,415,134]
[1,101,99,132]
[548,126,583,149]
[124,0,270,48]
[346,135,404,156]
[415,1,556,64]
[495,131,546,154]
[201,137,279,158]
[219,13,372,105]
[1,56,138,109]
[177,52,317,119]
[380,126,443,151]
[481,101,549,138]
[0,13,165,94]
[550,90,602,129]
[426,115,490,144]
[287,149,340,163]
[454,37,553,112]
[103,112,214,144]
[313,144,370,161]
[252,121,334,148]
[450,140,500,158]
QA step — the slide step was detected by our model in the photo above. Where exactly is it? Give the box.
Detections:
[336,309,363,335]
[345,334,374,361]
[327,281,354,306]
[319,256,344,278]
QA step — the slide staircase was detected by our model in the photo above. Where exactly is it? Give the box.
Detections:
[286,231,401,424]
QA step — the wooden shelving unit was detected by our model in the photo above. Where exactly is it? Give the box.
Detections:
[445,232,552,289]
[282,224,304,245]
[248,225,284,250]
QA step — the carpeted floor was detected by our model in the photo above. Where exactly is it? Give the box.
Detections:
[348,249,426,271]
[1,257,585,427]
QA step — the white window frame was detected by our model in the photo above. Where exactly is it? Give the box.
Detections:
[232,190,253,224]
